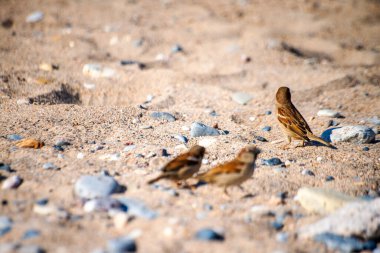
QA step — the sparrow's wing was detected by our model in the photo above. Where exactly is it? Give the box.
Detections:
[277,104,312,139]
[162,153,200,173]
[199,160,243,182]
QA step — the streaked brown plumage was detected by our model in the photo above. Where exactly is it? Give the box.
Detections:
[276,86,333,148]
[147,145,205,185]
[197,146,260,195]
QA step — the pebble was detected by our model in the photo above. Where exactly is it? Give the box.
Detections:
[254,136,268,142]
[35,198,49,206]
[261,158,282,166]
[190,122,220,137]
[316,156,323,162]
[265,110,272,115]
[276,232,289,243]
[314,233,376,252]
[271,220,284,231]
[231,92,253,105]
[7,134,23,141]
[194,228,224,241]
[123,145,136,152]
[82,64,116,78]
[150,112,176,122]
[2,175,23,190]
[0,216,12,237]
[17,98,30,105]
[53,145,64,151]
[26,11,44,23]
[325,176,335,182]
[295,187,360,215]
[107,237,137,253]
[42,162,59,170]
[182,126,190,131]
[74,175,120,199]
[139,125,152,130]
[0,163,12,172]
[99,153,121,161]
[171,44,183,53]
[301,169,315,176]
[362,146,369,151]
[22,229,41,240]
[77,152,85,159]
[117,198,157,219]
[84,198,123,213]
[173,134,188,143]
[161,149,169,157]
[327,119,339,127]
[317,109,343,118]
[83,83,96,90]
[322,125,375,144]
[262,126,271,132]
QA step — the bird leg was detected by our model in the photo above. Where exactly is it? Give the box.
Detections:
[238,185,245,192]
[223,187,230,197]
[281,136,292,150]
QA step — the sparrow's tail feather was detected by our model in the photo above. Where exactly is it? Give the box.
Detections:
[307,133,334,148]
[147,175,166,184]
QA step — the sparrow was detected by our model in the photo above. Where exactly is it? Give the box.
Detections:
[197,146,260,195]
[147,145,206,185]
[276,86,333,148]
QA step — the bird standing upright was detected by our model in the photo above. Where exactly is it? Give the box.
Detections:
[147,145,205,185]
[197,146,260,195]
[275,86,333,148]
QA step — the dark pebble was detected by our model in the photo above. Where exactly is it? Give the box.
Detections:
[56,140,71,146]
[314,233,377,252]
[35,198,48,206]
[161,149,170,157]
[107,237,137,253]
[1,18,13,29]
[271,220,284,231]
[171,44,183,53]
[327,120,339,127]
[262,126,271,132]
[261,158,282,166]
[0,163,12,172]
[53,145,64,151]
[195,228,224,241]
[120,60,138,65]
[362,147,369,151]
[265,111,272,115]
[276,192,288,200]
[325,176,334,182]
[209,111,218,117]
[301,169,315,176]
[254,136,268,142]
[22,229,40,240]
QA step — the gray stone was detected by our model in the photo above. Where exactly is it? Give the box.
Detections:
[84,198,123,213]
[261,158,282,166]
[231,92,253,105]
[317,109,343,118]
[190,122,220,137]
[74,175,119,199]
[322,126,375,144]
[299,198,380,240]
[107,237,137,253]
[195,228,224,241]
[7,134,23,141]
[0,216,12,237]
[117,198,157,219]
[314,233,376,252]
[150,112,176,122]
[42,162,59,170]
[295,187,360,215]
[173,134,188,143]
[301,169,315,176]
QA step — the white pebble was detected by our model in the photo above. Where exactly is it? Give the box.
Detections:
[1,175,22,190]
[77,152,85,159]
[83,83,96,90]
[316,157,323,162]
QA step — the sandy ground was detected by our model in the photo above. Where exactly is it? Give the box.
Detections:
[0,0,380,252]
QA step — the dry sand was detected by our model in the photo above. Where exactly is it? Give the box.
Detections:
[0,0,380,252]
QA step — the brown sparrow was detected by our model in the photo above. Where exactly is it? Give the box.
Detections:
[197,146,260,195]
[147,145,206,185]
[276,86,333,148]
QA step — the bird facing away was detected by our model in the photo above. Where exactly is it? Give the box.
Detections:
[147,145,206,185]
[197,146,260,195]
[276,86,333,148]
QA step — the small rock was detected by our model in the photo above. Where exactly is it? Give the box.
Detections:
[231,92,253,105]
[173,134,188,143]
[0,216,12,236]
[161,149,169,157]
[362,147,369,151]
[301,169,315,176]
[171,44,183,53]
[123,145,136,152]
[42,162,59,170]
[327,119,339,127]
[2,175,23,189]
[276,232,289,243]
[325,176,335,182]
[39,63,53,72]
[84,198,123,213]
[35,198,48,206]
[261,158,282,166]
[150,112,176,122]
[317,109,343,118]
[254,136,268,142]
[194,228,224,241]
[82,64,116,78]
[26,11,44,23]
[151,184,179,197]
[17,98,30,105]
[22,229,41,240]
[190,122,220,137]
[74,175,120,199]
[1,18,13,29]
[83,83,96,90]
[265,111,272,115]
[314,233,376,252]
[77,152,85,159]
[53,145,64,151]
[16,139,44,149]
[316,156,323,162]
[271,220,284,231]
[139,125,152,130]
[262,126,271,132]
[117,198,157,219]
[0,163,12,172]
[107,237,137,253]
[7,134,23,141]
[322,126,375,144]
[295,187,360,215]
